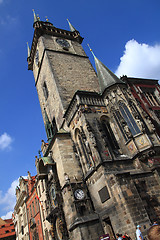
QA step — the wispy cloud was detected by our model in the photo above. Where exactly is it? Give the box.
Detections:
[1,211,13,220]
[0,15,18,26]
[0,176,27,219]
[0,132,13,150]
[0,0,3,4]
[115,40,160,80]
[0,179,19,219]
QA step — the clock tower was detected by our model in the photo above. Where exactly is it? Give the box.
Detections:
[28,13,103,240]
[27,14,99,130]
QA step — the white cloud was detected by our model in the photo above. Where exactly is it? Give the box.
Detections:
[0,179,18,219]
[115,39,160,80]
[0,176,27,219]
[0,132,13,150]
[1,211,13,220]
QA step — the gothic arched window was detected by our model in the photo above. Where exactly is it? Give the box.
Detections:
[101,118,119,151]
[119,102,140,136]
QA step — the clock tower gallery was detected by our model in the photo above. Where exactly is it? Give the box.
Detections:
[27,13,160,240]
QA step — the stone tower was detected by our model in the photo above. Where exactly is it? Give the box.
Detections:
[28,13,160,240]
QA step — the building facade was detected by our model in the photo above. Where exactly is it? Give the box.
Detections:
[14,172,44,240]
[14,176,29,240]
[35,155,53,240]
[27,13,160,240]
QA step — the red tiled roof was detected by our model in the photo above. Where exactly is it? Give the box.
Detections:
[0,218,15,239]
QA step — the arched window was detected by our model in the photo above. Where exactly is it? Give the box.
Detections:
[119,102,140,136]
[101,118,119,151]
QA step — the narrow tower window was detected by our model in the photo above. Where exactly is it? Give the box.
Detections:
[43,82,49,100]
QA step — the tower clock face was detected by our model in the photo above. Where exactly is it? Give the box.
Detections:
[74,189,85,200]
[56,38,70,48]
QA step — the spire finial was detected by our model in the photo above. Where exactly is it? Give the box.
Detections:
[37,14,40,21]
[87,43,95,58]
[67,19,77,32]
[45,16,49,22]
[27,42,30,58]
[32,9,39,23]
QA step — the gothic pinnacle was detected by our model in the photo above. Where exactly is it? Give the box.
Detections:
[88,44,124,93]
[27,42,30,58]
[32,9,40,23]
[67,19,77,32]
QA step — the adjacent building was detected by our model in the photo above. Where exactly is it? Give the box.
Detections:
[0,218,16,240]
[14,176,29,240]
[123,76,160,136]
[14,172,44,240]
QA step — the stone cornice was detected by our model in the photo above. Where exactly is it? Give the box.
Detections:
[64,91,105,126]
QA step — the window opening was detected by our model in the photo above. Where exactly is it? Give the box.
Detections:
[43,82,49,100]
[119,103,140,136]
[101,119,119,151]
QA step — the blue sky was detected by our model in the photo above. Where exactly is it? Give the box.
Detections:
[0,0,160,219]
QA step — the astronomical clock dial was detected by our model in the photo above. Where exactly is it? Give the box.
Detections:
[51,185,56,200]
[50,184,58,208]
[74,189,85,200]
[56,38,70,49]
[56,217,63,240]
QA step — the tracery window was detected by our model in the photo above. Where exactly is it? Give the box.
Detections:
[113,111,128,141]
[75,129,94,173]
[119,102,140,136]
[78,134,93,169]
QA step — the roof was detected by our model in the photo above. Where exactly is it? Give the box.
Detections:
[40,156,54,166]
[0,218,6,226]
[0,218,15,239]
[122,76,159,85]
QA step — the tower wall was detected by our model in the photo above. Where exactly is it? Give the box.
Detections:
[33,35,99,128]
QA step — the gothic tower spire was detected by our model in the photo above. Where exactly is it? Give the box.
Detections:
[67,19,77,32]
[88,45,124,93]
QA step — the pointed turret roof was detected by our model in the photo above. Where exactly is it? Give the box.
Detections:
[88,45,124,93]
[67,19,77,32]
